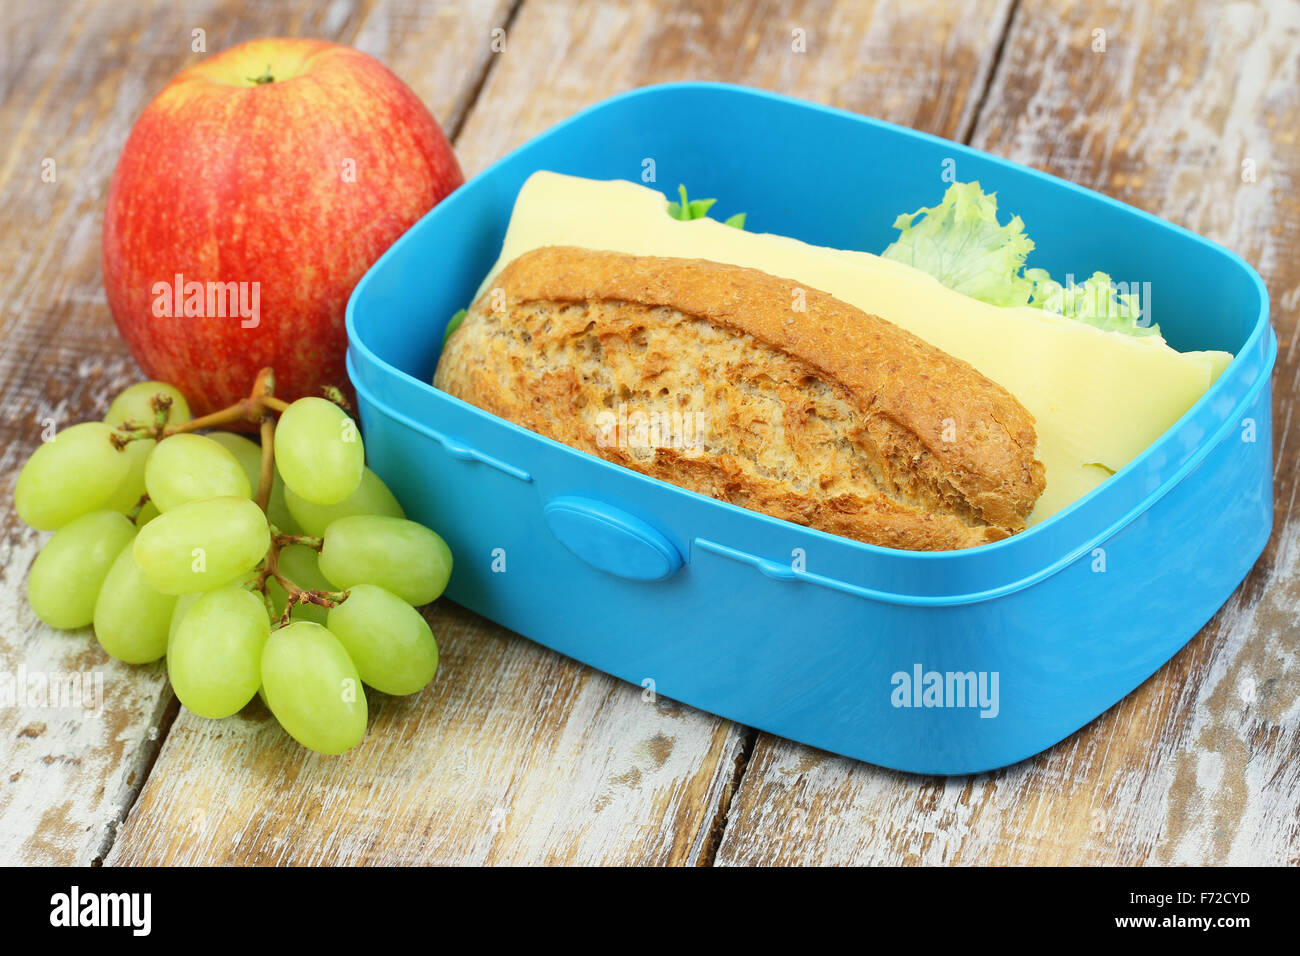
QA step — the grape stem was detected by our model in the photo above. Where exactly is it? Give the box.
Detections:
[127,494,150,525]
[321,385,351,412]
[277,589,351,628]
[256,527,347,628]
[112,366,350,629]
[110,366,286,448]
[255,416,275,512]
[272,529,324,551]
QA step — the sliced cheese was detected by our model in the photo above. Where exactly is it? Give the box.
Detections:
[472,172,1233,524]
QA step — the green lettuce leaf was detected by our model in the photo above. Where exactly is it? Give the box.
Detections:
[667,184,745,228]
[883,181,1158,336]
[442,307,467,345]
[1026,269,1158,336]
[881,182,1035,308]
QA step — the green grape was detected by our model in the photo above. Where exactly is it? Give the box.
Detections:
[101,438,154,514]
[145,434,251,512]
[205,430,260,477]
[285,467,404,537]
[261,621,368,754]
[136,499,161,526]
[167,591,201,649]
[169,584,270,719]
[93,544,177,663]
[14,422,132,530]
[206,430,300,533]
[104,381,191,427]
[327,584,438,696]
[318,515,453,606]
[274,397,365,506]
[27,510,136,629]
[133,496,270,595]
[266,544,332,625]
[267,473,299,535]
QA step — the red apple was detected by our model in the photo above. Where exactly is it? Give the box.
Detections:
[102,37,463,416]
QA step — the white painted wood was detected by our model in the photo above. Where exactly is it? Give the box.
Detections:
[105,602,750,865]
[717,0,1300,866]
[0,0,510,865]
[102,0,1016,865]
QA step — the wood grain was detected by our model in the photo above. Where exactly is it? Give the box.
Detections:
[454,0,1015,176]
[0,0,508,865]
[715,0,1300,866]
[106,603,747,865]
[101,0,1016,865]
[12,0,1293,868]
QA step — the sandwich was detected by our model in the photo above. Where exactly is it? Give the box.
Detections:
[436,245,1044,550]
[434,173,1232,552]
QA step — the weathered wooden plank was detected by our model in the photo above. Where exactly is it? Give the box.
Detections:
[0,0,506,865]
[453,0,1015,175]
[106,603,748,865]
[716,0,1300,866]
[104,0,1014,865]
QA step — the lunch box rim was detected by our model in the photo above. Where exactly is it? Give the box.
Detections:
[345,80,1277,590]
[347,351,1275,608]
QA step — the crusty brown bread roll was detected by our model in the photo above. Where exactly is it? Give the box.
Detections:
[434,246,1046,551]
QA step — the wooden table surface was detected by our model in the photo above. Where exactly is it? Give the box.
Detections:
[2,0,1298,866]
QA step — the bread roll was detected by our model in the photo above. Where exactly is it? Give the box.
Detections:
[434,246,1045,551]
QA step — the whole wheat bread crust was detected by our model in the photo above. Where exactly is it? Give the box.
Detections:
[434,246,1046,551]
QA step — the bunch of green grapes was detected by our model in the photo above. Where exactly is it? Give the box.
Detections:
[15,380,452,755]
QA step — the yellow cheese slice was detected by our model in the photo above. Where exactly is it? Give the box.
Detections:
[471,172,1233,524]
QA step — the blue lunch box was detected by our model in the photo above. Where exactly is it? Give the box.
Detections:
[344,83,1277,775]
